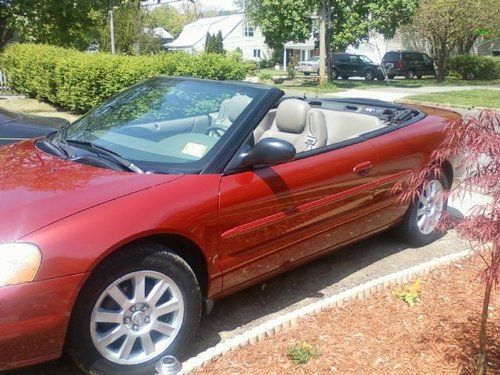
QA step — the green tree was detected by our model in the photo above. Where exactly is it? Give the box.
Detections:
[242,0,419,51]
[205,32,225,54]
[100,2,144,54]
[144,4,196,38]
[0,0,112,50]
[411,0,500,82]
[215,31,225,54]
[0,1,16,49]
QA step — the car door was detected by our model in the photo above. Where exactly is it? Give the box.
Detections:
[412,53,425,75]
[333,54,347,75]
[218,139,378,292]
[422,54,435,76]
[347,55,363,76]
[362,130,418,234]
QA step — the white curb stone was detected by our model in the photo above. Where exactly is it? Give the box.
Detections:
[177,249,471,375]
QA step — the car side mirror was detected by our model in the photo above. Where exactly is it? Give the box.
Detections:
[225,138,296,173]
[239,138,296,168]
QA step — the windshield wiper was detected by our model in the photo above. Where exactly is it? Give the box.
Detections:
[41,135,70,159]
[64,139,144,173]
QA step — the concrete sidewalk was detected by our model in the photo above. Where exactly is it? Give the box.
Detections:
[325,84,500,102]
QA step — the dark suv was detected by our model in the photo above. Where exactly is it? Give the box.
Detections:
[382,51,435,79]
[331,53,384,81]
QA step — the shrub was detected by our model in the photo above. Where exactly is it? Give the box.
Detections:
[393,279,421,307]
[243,61,258,76]
[0,43,246,112]
[448,55,500,80]
[258,71,273,81]
[258,58,276,69]
[286,342,322,364]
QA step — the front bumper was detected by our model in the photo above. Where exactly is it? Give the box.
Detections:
[0,273,87,371]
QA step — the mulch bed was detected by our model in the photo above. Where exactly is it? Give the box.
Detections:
[196,255,499,374]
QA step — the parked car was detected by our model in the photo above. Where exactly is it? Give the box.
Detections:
[331,53,385,81]
[382,51,436,79]
[0,109,63,147]
[296,53,385,81]
[0,77,459,375]
[295,55,321,75]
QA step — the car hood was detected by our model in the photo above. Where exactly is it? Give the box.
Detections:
[0,141,182,242]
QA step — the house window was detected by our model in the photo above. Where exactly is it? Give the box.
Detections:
[253,49,261,59]
[244,25,254,37]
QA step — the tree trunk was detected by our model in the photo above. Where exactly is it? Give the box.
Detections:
[476,278,493,375]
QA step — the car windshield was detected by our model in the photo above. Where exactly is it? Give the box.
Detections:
[61,77,266,173]
[359,55,373,64]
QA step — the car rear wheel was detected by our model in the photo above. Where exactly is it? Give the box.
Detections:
[67,243,201,375]
[399,171,449,246]
[405,70,415,80]
[341,75,349,80]
[387,73,396,79]
[331,68,339,80]
[364,69,375,81]
[417,75,423,79]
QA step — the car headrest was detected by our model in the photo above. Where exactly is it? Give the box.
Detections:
[227,94,252,122]
[275,99,310,134]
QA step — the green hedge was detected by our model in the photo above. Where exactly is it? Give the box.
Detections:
[0,44,246,112]
[448,55,500,81]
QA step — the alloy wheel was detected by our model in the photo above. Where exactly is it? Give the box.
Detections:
[90,270,184,365]
[416,179,444,235]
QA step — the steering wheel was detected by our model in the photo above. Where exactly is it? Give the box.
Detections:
[204,125,227,138]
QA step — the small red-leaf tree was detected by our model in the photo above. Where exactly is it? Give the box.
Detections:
[396,109,499,375]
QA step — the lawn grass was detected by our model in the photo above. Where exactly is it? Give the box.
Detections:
[0,97,79,122]
[268,76,500,94]
[404,89,500,109]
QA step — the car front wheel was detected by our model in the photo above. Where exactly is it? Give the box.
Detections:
[405,69,416,79]
[364,69,375,81]
[399,171,449,246]
[67,243,201,375]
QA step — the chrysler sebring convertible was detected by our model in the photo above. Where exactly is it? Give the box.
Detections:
[0,77,458,374]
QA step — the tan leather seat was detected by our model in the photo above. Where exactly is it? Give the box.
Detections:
[259,99,327,153]
[213,94,252,128]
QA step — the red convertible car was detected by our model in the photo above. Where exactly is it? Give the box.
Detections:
[0,77,458,374]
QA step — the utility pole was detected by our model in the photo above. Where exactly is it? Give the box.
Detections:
[325,0,332,82]
[318,1,327,85]
[109,9,116,54]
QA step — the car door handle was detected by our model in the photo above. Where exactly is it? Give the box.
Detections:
[353,161,373,176]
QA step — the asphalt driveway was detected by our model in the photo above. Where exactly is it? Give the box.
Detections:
[5,205,470,374]
[0,109,65,146]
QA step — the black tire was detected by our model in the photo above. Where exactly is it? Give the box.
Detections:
[67,243,202,375]
[398,170,450,247]
[304,72,311,76]
[331,68,339,80]
[341,75,349,80]
[405,69,415,80]
[417,75,423,79]
[388,73,396,79]
[364,69,375,81]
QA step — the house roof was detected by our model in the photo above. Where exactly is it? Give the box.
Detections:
[167,14,244,49]
[144,27,174,40]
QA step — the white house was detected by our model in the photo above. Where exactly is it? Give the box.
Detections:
[167,13,272,61]
[143,27,174,46]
